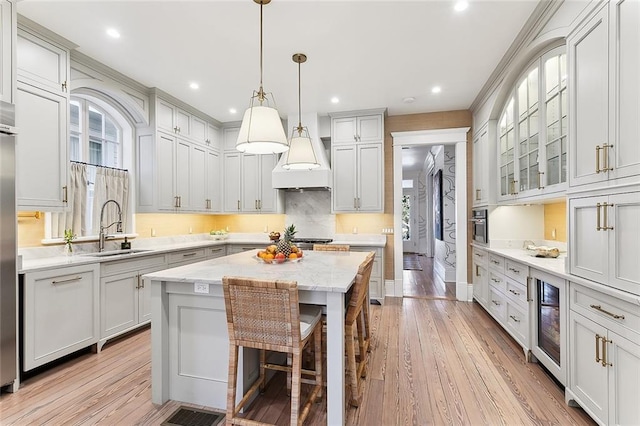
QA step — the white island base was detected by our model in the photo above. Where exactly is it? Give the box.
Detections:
[145,250,369,426]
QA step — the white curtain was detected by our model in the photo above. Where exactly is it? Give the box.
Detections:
[92,167,129,235]
[52,162,88,238]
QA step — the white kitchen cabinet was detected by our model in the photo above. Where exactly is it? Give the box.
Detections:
[167,248,207,267]
[568,282,640,426]
[0,0,15,103]
[156,131,176,211]
[223,126,240,151]
[22,264,100,371]
[472,248,489,307]
[206,245,226,259]
[207,123,221,151]
[188,143,207,211]
[16,27,68,95]
[156,98,191,137]
[568,0,640,189]
[331,114,383,145]
[223,152,242,212]
[99,254,167,351]
[241,153,279,213]
[497,46,568,203]
[350,246,384,303]
[472,123,496,207]
[569,190,640,296]
[332,143,383,212]
[15,81,68,210]
[205,149,221,212]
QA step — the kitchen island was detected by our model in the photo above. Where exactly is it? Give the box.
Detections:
[144,249,370,426]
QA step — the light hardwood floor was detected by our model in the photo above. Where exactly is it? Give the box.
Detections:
[0,298,594,425]
[403,253,456,300]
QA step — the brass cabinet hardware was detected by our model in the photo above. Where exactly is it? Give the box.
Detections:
[595,145,602,173]
[174,196,179,208]
[590,304,625,320]
[139,275,144,289]
[508,267,520,274]
[601,337,612,367]
[595,334,602,363]
[136,275,141,290]
[602,202,614,230]
[509,315,520,323]
[237,200,240,211]
[602,143,613,172]
[526,276,532,302]
[491,300,501,306]
[182,252,197,257]
[491,277,501,283]
[62,186,68,203]
[52,276,82,285]
[508,289,520,296]
[537,171,545,189]
[596,202,602,230]
[475,189,481,200]
[61,81,67,91]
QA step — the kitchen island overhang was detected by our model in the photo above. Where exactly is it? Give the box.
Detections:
[144,249,369,426]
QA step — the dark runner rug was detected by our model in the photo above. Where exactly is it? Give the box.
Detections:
[403,254,422,270]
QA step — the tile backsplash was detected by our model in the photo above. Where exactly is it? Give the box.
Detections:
[284,190,335,238]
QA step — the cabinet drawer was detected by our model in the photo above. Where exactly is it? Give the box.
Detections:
[167,248,207,265]
[207,246,226,259]
[570,282,640,339]
[488,285,507,322]
[506,301,529,346]
[488,271,506,294]
[101,254,166,277]
[505,259,528,285]
[505,278,528,307]
[488,254,505,273]
[473,248,488,264]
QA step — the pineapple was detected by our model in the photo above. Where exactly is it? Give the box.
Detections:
[277,224,297,256]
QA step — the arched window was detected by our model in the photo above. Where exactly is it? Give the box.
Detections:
[70,98,123,168]
[498,45,567,197]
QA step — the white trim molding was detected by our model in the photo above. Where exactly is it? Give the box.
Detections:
[392,127,470,301]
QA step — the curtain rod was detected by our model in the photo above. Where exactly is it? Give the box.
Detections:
[71,160,128,172]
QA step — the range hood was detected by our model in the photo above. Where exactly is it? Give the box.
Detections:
[272,113,332,190]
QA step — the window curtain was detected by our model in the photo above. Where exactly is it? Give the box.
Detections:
[92,168,129,235]
[52,162,88,238]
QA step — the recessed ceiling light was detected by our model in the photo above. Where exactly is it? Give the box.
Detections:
[106,28,120,39]
[331,97,340,104]
[229,108,237,114]
[403,97,416,103]
[454,1,469,12]
[189,82,199,90]
[431,86,442,94]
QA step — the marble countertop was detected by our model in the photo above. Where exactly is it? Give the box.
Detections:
[144,250,369,293]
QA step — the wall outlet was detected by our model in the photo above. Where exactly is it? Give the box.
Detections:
[151,228,156,237]
[194,282,209,294]
[189,227,193,234]
[551,228,557,240]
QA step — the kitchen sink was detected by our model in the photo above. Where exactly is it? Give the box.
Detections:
[83,249,152,258]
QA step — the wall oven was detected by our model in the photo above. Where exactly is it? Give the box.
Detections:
[530,269,568,386]
[471,208,488,244]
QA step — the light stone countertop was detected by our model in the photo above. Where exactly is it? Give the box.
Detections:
[18,233,386,274]
[144,250,369,293]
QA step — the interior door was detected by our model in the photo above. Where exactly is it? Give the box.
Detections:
[402,187,418,253]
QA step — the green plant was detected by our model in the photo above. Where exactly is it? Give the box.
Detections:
[63,229,76,253]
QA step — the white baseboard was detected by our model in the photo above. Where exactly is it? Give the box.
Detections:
[388,279,400,297]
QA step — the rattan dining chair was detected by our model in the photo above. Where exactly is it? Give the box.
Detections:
[222,276,323,426]
[345,252,375,407]
[312,243,350,251]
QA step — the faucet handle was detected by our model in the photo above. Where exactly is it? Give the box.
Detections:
[116,222,123,233]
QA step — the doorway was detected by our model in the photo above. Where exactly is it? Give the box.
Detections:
[391,128,470,301]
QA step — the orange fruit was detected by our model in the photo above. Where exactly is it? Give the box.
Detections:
[289,253,297,259]
[264,253,274,261]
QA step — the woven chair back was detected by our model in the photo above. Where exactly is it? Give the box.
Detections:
[313,244,350,251]
[345,252,375,323]
[222,277,301,353]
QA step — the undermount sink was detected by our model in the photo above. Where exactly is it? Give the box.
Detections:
[83,249,152,258]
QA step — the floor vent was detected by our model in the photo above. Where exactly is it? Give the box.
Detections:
[161,406,225,426]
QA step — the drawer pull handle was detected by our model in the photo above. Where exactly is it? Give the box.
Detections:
[183,252,198,257]
[475,252,482,257]
[508,289,520,296]
[590,304,625,320]
[509,315,520,323]
[52,276,82,284]
[508,267,520,274]
[491,278,501,283]
[491,260,500,265]
[595,334,602,363]
[491,300,501,306]
[601,337,612,367]
[526,277,533,302]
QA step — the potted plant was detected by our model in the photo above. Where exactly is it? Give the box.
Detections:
[63,229,76,256]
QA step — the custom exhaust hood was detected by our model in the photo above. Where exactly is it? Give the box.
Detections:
[272,112,332,190]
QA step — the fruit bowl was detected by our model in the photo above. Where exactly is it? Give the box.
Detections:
[257,254,303,264]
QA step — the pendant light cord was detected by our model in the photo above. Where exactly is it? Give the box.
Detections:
[297,60,302,134]
[258,2,264,102]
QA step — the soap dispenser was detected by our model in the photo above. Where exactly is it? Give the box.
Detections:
[121,236,131,250]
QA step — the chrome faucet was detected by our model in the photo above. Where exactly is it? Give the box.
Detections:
[99,199,123,252]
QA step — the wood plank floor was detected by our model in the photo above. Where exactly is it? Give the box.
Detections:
[0,299,595,426]
[403,253,456,300]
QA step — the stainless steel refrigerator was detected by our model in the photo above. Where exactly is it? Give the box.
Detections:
[0,99,17,389]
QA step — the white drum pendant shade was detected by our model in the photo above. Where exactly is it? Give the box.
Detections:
[283,129,320,170]
[236,105,288,154]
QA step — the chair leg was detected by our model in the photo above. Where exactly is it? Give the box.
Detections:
[226,344,239,424]
[286,354,292,396]
[345,322,360,407]
[259,349,266,393]
[314,321,323,399]
[290,352,302,426]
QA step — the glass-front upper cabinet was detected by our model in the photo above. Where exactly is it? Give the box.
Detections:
[497,45,567,203]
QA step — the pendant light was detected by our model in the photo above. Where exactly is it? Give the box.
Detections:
[236,0,288,154]
[282,53,320,170]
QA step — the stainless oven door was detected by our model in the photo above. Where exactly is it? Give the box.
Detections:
[470,209,488,244]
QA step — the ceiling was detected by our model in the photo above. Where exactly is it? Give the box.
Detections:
[17,0,540,126]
